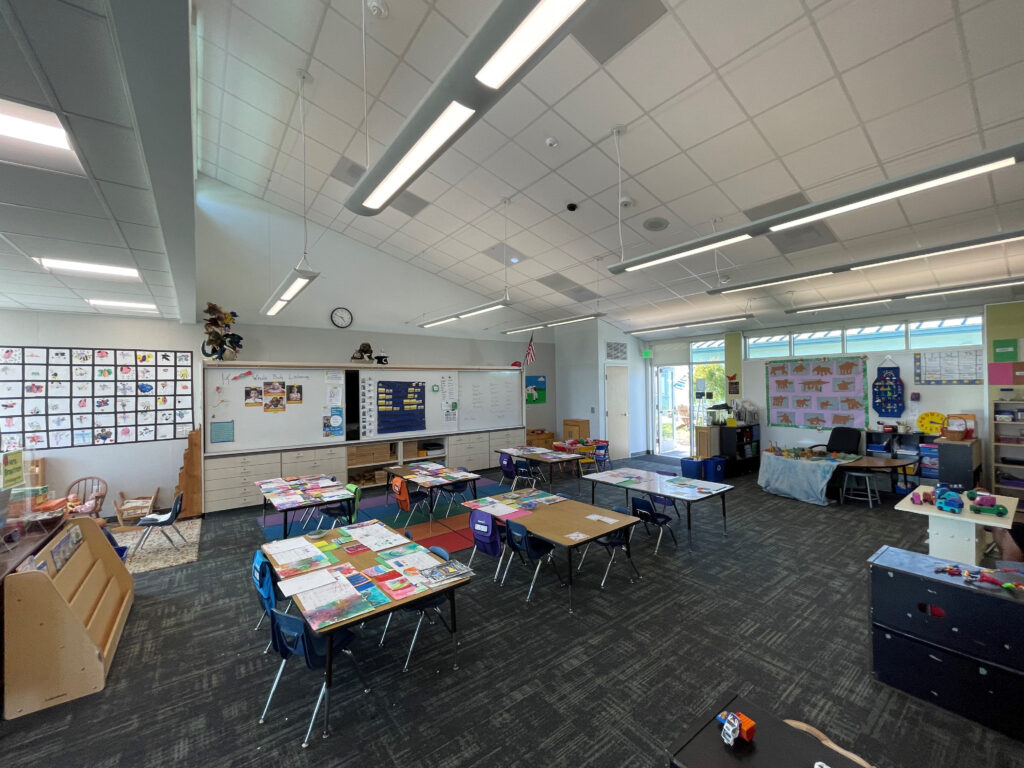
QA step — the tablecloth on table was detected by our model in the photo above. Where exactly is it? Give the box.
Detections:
[757,452,850,506]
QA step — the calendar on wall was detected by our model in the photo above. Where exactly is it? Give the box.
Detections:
[0,346,194,451]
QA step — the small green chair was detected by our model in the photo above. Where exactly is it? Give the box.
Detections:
[345,483,362,523]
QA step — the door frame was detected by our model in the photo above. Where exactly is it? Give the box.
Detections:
[604,363,630,460]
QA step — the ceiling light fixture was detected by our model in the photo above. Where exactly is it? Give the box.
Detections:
[791,299,892,314]
[546,315,597,327]
[261,71,319,317]
[0,113,69,149]
[87,299,158,311]
[720,272,834,294]
[771,158,1015,232]
[37,258,140,279]
[475,0,588,88]
[629,325,680,335]
[622,234,752,273]
[503,325,545,335]
[684,314,753,328]
[905,279,1024,300]
[610,142,1024,275]
[850,231,1024,270]
[345,0,591,216]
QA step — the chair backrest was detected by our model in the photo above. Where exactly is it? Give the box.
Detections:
[577,444,596,456]
[451,467,470,492]
[428,546,450,562]
[594,444,609,459]
[826,427,861,454]
[252,550,276,609]
[504,519,530,554]
[345,483,362,517]
[269,608,325,670]
[631,496,657,522]
[499,453,516,479]
[514,459,533,477]
[65,476,107,516]
[166,493,183,523]
[391,476,411,511]
[468,509,503,556]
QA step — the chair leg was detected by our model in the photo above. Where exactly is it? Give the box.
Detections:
[577,543,590,572]
[501,550,516,586]
[158,527,179,548]
[132,527,154,557]
[403,612,427,672]
[302,682,326,748]
[258,657,287,724]
[341,647,371,693]
[654,527,664,555]
[171,524,187,543]
[378,613,393,647]
[525,559,543,602]
[600,548,617,588]
[467,544,477,568]
[666,526,678,547]
[493,544,506,582]
[254,609,267,631]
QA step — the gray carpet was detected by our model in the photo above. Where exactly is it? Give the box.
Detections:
[1,456,1022,768]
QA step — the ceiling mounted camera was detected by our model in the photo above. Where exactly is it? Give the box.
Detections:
[566,203,578,212]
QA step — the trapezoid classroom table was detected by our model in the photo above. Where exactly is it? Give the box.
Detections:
[462,489,640,614]
[255,475,356,538]
[261,521,470,743]
[894,484,1020,565]
[494,446,584,492]
[669,693,868,767]
[583,468,734,547]
[384,463,479,515]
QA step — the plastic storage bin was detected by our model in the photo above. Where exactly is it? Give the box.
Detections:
[704,457,726,483]
[680,458,704,479]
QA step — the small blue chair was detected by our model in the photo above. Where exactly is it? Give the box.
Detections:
[501,519,561,601]
[467,509,505,581]
[632,496,677,555]
[438,467,473,517]
[648,470,681,520]
[510,459,536,491]
[252,550,291,652]
[594,443,611,471]
[378,546,454,671]
[259,608,369,747]
[575,505,641,587]
[498,453,516,487]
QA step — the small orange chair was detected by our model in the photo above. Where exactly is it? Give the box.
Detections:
[391,476,428,529]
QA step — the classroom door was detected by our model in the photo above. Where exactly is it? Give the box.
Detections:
[656,365,691,457]
[605,365,630,460]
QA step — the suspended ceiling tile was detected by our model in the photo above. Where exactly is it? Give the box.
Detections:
[335,0,429,58]
[961,0,1024,78]
[515,110,590,170]
[530,216,583,248]
[814,0,953,72]
[865,85,978,161]
[218,123,276,170]
[598,117,679,176]
[453,120,507,165]
[825,200,909,241]
[228,8,310,90]
[66,114,149,188]
[223,56,295,122]
[842,23,966,121]
[665,185,738,230]
[198,38,227,87]
[754,79,859,157]
[676,0,803,68]
[0,204,122,247]
[221,92,289,147]
[522,36,598,107]
[233,0,325,52]
[718,160,798,210]
[404,10,465,81]
[557,147,619,197]
[315,10,397,96]
[0,20,47,107]
[119,222,165,254]
[218,147,271,186]
[592,181,660,219]
[378,62,432,118]
[974,62,1024,128]
[899,175,995,225]
[481,142,550,192]
[3,234,134,266]
[635,153,709,202]
[484,84,547,139]
[782,127,877,189]
[0,164,106,218]
[412,204,463,236]
[553,70,642,143]
[503,195,550,230]
[434,0,498,36]
[688,122,776,183]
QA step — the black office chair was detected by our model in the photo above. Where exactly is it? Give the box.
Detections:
[811,426,861,455]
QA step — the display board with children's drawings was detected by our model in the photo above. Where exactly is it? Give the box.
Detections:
[0,346,193,451]
[765,356,867,430]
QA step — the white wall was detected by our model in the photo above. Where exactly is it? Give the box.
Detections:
[743,347,987,449]
[1,307,555,513]
[597,320,649,454]
[554,321,599,441]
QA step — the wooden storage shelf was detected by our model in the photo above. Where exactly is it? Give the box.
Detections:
[3,517,133,720]
[348,459,397,469]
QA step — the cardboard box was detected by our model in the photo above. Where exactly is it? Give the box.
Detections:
[374,470,388,484]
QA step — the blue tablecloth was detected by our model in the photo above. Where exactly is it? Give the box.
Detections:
[757,452,847,506]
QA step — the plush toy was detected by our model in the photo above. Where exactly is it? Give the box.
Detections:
[351,342,374,361]
[67,491,102,516]
[201,302,243,360]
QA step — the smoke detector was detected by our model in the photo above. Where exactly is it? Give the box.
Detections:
[619,196,634,209]
[545,136,559,148]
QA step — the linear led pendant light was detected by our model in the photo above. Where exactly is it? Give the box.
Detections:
[786,275,1024,313]
[345,0,592,216]
[610,141,1024,275]
[261,71,320,317]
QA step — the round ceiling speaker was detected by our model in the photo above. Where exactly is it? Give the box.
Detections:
[643,217,669,231]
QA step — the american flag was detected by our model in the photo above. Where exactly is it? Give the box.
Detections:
[523,333,536,366]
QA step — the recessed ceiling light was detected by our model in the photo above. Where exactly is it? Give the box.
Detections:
[37,258,140,279]
[0,100,69,150]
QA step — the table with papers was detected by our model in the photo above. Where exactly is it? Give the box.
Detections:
[255,474,355,538]
[494,446,585,491]
[384,462,480,513]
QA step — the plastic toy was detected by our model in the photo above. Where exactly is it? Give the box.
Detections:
[921,490,935,504]
[934,489,963,513]
[911,492,922,505]
[970,503,1008,517]
[716,710,756,746]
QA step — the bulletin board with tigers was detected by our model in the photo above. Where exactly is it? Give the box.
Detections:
[765,356,867,430]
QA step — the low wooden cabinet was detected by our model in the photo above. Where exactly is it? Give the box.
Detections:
[563,419,590,441]
[695,426,720,459]
[3,517,133,719]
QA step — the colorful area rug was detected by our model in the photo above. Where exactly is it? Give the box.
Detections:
[112,519,202,574]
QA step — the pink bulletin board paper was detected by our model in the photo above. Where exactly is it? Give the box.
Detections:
[988,362,1013,385]
[766,357,867,430]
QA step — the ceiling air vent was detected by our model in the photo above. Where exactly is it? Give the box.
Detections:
[606,341,628,361]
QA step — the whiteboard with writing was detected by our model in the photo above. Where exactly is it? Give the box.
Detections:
[458,370,524,431]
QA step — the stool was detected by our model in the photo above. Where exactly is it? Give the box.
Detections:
[841,471,879,507]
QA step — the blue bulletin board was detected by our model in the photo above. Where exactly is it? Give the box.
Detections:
[377,380,426,434]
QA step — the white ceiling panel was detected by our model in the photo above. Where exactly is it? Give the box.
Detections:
[481,142,550,192]
[688,122,776,182]
[719,160,800,210]
[865,85,978,161]
[483,84,547,139]
[404,11,466,81]
[973,62,1024,128]
[67,115,150,188]
[754,79,859,156]
[335,0,430,58]
[635,154,709,202]
[597,117,679,176]
[522,36,598,106]
[553,70,643,143]
[515,110,590,170]
[228,8,310,89]
[434,0,498,36]
[0,164,106,218]
[0,204,122,247]
[676,0,804,68]
[378,62,432,117]
[961,0,1024,78]
[224,55,296,121]
[315,10,397,96]
[651,76,747,150]
[782,127,877,189]
[234,0,325,52]
[0,20,46,107]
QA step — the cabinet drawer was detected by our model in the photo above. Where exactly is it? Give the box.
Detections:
[280,449,316,463]
[315,446,347,461]
[206,453,280,471]
[205,474,261,492]
[205,466,277,484]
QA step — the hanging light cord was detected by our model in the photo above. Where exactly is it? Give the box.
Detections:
[614,128,625,263]
[362,0,369,168]
[298,73,311,271]
[503,198,509,294]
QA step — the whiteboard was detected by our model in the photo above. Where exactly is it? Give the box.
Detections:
[458,370,524,431]
[203,366,345,454]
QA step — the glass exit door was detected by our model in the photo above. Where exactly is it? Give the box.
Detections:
[656,365,691,457]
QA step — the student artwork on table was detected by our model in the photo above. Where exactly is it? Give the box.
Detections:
[765,357,866,429]
[0,346,193,451]
[525,375,546,405]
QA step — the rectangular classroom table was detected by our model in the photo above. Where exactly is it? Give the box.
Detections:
[384,462,479,513]
[255,475,355,539]
[494,446,584,491]
[583,468,734,547]
[894,485,1021,565]
[462,489,639,613]
[260,521,470,742]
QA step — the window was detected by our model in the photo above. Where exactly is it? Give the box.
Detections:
[690,339,725,362]
[909,315,982,349]
[746,334,790,359]
[793,329,842,355]
[845,323,906,352]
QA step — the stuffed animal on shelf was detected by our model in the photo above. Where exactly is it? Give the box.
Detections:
[201,302,243,360]
[351,342,373,361]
